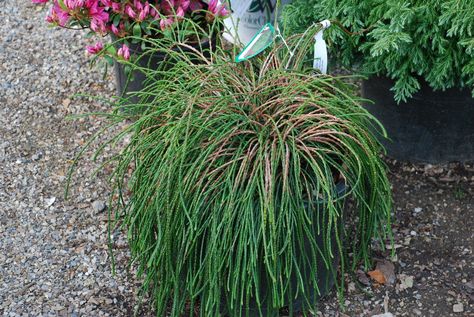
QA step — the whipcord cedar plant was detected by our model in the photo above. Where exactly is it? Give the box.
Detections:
[282,0,474,103]
[75,19,393,316]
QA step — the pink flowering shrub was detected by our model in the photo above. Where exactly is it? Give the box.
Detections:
[33,0,229,60]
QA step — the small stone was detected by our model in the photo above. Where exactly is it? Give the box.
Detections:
[465,280,474,290]
[44,197,56,207]
[414,207,423,213]
[92,200,106,212]
[348,282,356,292]
[52,304,65,311]
[453,303,464,313]
[62,98,71,107]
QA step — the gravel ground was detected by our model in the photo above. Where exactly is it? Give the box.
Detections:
[1,2,152,316]
[0,1,473,317]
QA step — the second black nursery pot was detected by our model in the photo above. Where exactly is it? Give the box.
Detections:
[362,76,474,163]
[223,181,348,316]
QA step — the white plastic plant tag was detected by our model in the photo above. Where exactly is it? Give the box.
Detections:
[313,20,331,74]
[231,0,253,16]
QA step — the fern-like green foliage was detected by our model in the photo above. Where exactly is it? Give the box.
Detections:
[81,21,392,316]
[282,0,474,103]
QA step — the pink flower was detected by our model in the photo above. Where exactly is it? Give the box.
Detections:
[34,0,227,57]
[160,16,175,30]
[133,0,143,12]
[117,44,130,60]
[110,23,119,35]
[207,0,228,17]
[110,22,127,37]
[86,41,104,54]
[137,2,150,21]
[100,0,112,7]
[124,5,136,19]
[176,6,185,18]
[46,2,70,26]
[162,0,190,15]
[88,2,109,33]
[111,2,121,13]
[64,0,84,10]
[180,0,191,11]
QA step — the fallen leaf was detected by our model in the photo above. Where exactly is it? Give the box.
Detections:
[386,243,402,250]
[398,274,414,290]
[376,259,396,285]
[368,269,386,284]
[356,269,371,286]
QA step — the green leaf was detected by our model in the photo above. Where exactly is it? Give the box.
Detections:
[105,45,117,55]
[57,0,68,12]
[84,31,95,39]
[104,55,114,67]
[113,14,121,26]
[282,0,474,101]
[133,23,142,38]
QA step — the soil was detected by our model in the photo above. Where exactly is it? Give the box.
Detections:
[314,160,474,317]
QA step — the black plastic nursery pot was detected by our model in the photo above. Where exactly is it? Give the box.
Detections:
[114,39,212,105]
[222,181,347,316]
[362,76,474,163]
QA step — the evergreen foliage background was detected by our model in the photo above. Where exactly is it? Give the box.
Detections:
[283,0,474,102]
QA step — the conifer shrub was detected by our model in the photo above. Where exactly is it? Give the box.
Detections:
[283,0,474,102]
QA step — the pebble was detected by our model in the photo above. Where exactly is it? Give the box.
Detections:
[92,200,107,212]
[452,303,464,313]
[44,197,56,207]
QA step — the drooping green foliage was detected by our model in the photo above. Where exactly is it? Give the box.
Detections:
[81,21,392,316]
[282,0,474,103]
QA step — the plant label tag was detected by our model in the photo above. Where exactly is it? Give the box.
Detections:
[313,20,331,74]
[230,0,254,16]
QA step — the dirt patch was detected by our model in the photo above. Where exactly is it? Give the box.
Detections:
[315,160,474,316]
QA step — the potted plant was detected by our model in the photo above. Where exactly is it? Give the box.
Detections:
[32,0,229,100]
[82,22,392,316]
[282,0,474,162]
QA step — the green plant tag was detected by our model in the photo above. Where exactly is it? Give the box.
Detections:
[235,23,275,63]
